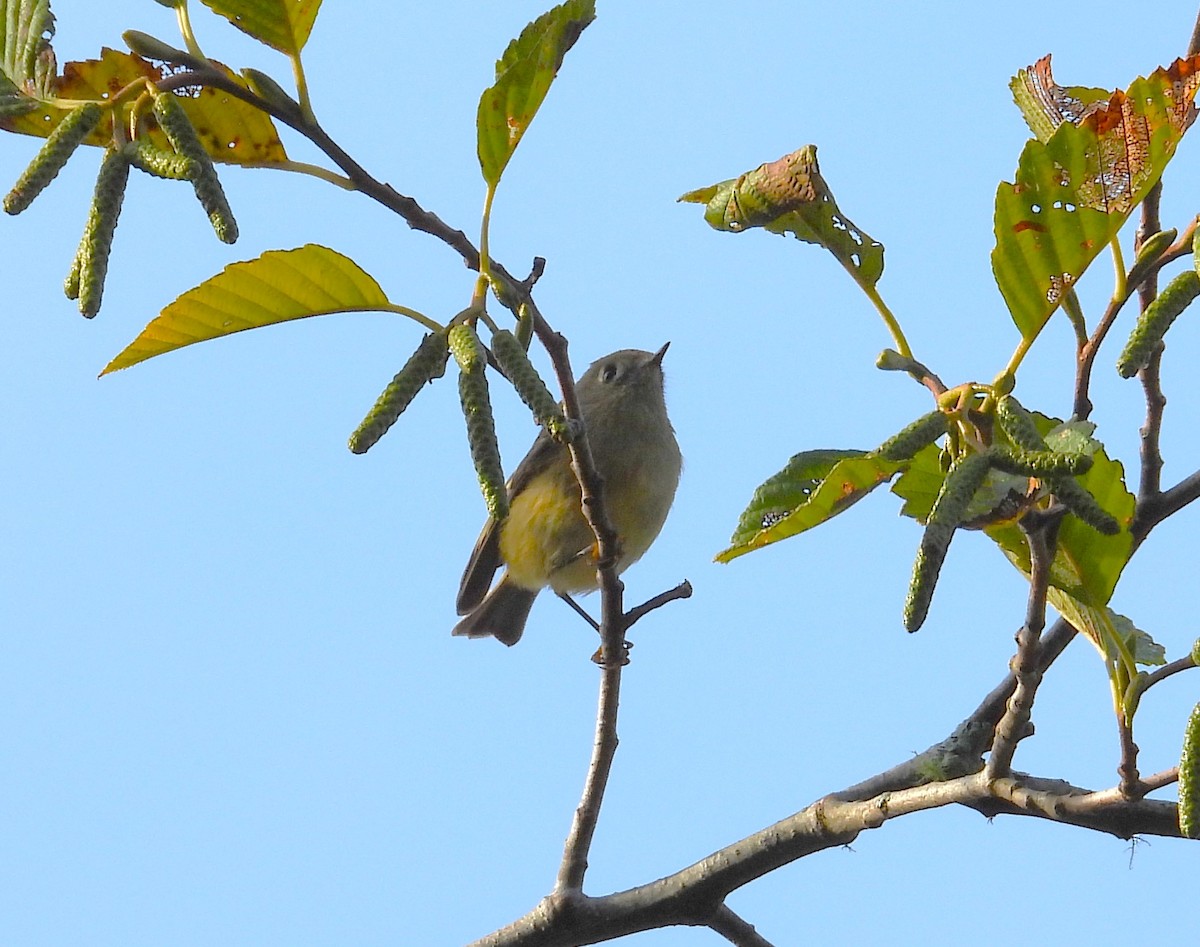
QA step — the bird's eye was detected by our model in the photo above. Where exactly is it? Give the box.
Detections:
[600,364,619,383]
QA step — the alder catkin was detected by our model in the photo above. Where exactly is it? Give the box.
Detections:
[4,102,102,215]
[152,91,239,243]
[903,451,991,632]
[875,410,948,462]
[490,328,568,440]
[74,148,132,317]
[122,140,199,180]
[347,332,450,454]
[1179,701,1200,839]
[1117,269,1200,378]
[450,324,508,521]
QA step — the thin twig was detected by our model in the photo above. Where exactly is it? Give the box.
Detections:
[530,326,632,895]
[1117,715,1142,798]
[1132,468,1200,542]
[986,510,1059,779]
[624,580,693,632]
[1136,181,1167,505]
[708,904,776,947]
[1139,654,1198,692]
[158,68,528,300]
[1140,767,1180,793]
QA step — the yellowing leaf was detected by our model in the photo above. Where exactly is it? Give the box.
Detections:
[679,146,885,289]
[198,0,322,55]
[1,48,157,143]
[717,450,904,562]
[1,49,287,166]
[477,0,595,187]
[101,244,391,374]
[993,56,1200,342]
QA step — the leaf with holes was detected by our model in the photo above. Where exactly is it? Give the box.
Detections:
[993,56,1200,342]
[1,48,287,166]
[101,244,393,374]
[197,0,322,55]
[1010,55,1111,143]
[717,450,905,563]
[679,145,885,289]
[477,0,595,188]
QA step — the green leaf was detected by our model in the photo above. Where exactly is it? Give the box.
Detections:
[993,56,1200,342]
[100,244,392,374]
[679,145,885,288]
[1050,597,1165,670]
[197,0,322,55]
[717,449,904,562]
[890,442,949,522]
[0,0,54,96]
[476,0,595,188]
[1109,611,1166,667]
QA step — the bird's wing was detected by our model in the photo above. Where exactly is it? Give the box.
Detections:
[455,428,563,614]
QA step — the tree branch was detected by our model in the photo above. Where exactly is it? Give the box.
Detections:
[708,905,776,947]
[469,768,1184,946]
[986,510,1059,779]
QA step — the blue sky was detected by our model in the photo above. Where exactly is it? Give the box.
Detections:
[3,2,1199,944]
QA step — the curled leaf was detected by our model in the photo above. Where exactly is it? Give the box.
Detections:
[680,145,884,287]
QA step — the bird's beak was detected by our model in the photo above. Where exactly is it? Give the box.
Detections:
[651,342,670,367]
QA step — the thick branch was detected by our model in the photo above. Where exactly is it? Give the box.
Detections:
[469,769,1183,947]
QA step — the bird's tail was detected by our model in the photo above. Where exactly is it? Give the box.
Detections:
[452,577,538,646]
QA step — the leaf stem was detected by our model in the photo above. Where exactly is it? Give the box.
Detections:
[1001,333,1036,384]
[382,303,444,333]
[175,1,207,62]
[859,281,912,359]
[289,52,315,125]
[240,159,355,189]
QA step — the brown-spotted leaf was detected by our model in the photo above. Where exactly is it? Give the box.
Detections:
[717,450,904,562]
[0,48,156,143]
[679,146,885,288]
[993,56,1200,341]
[1010,55,1111,143]
[0,48,287,166]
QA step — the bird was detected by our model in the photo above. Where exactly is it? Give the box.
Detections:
[453,344,682,645]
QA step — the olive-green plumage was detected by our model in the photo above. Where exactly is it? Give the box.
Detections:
[454,345,681,646]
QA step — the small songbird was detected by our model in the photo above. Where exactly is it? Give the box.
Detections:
[453,344,682,645]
